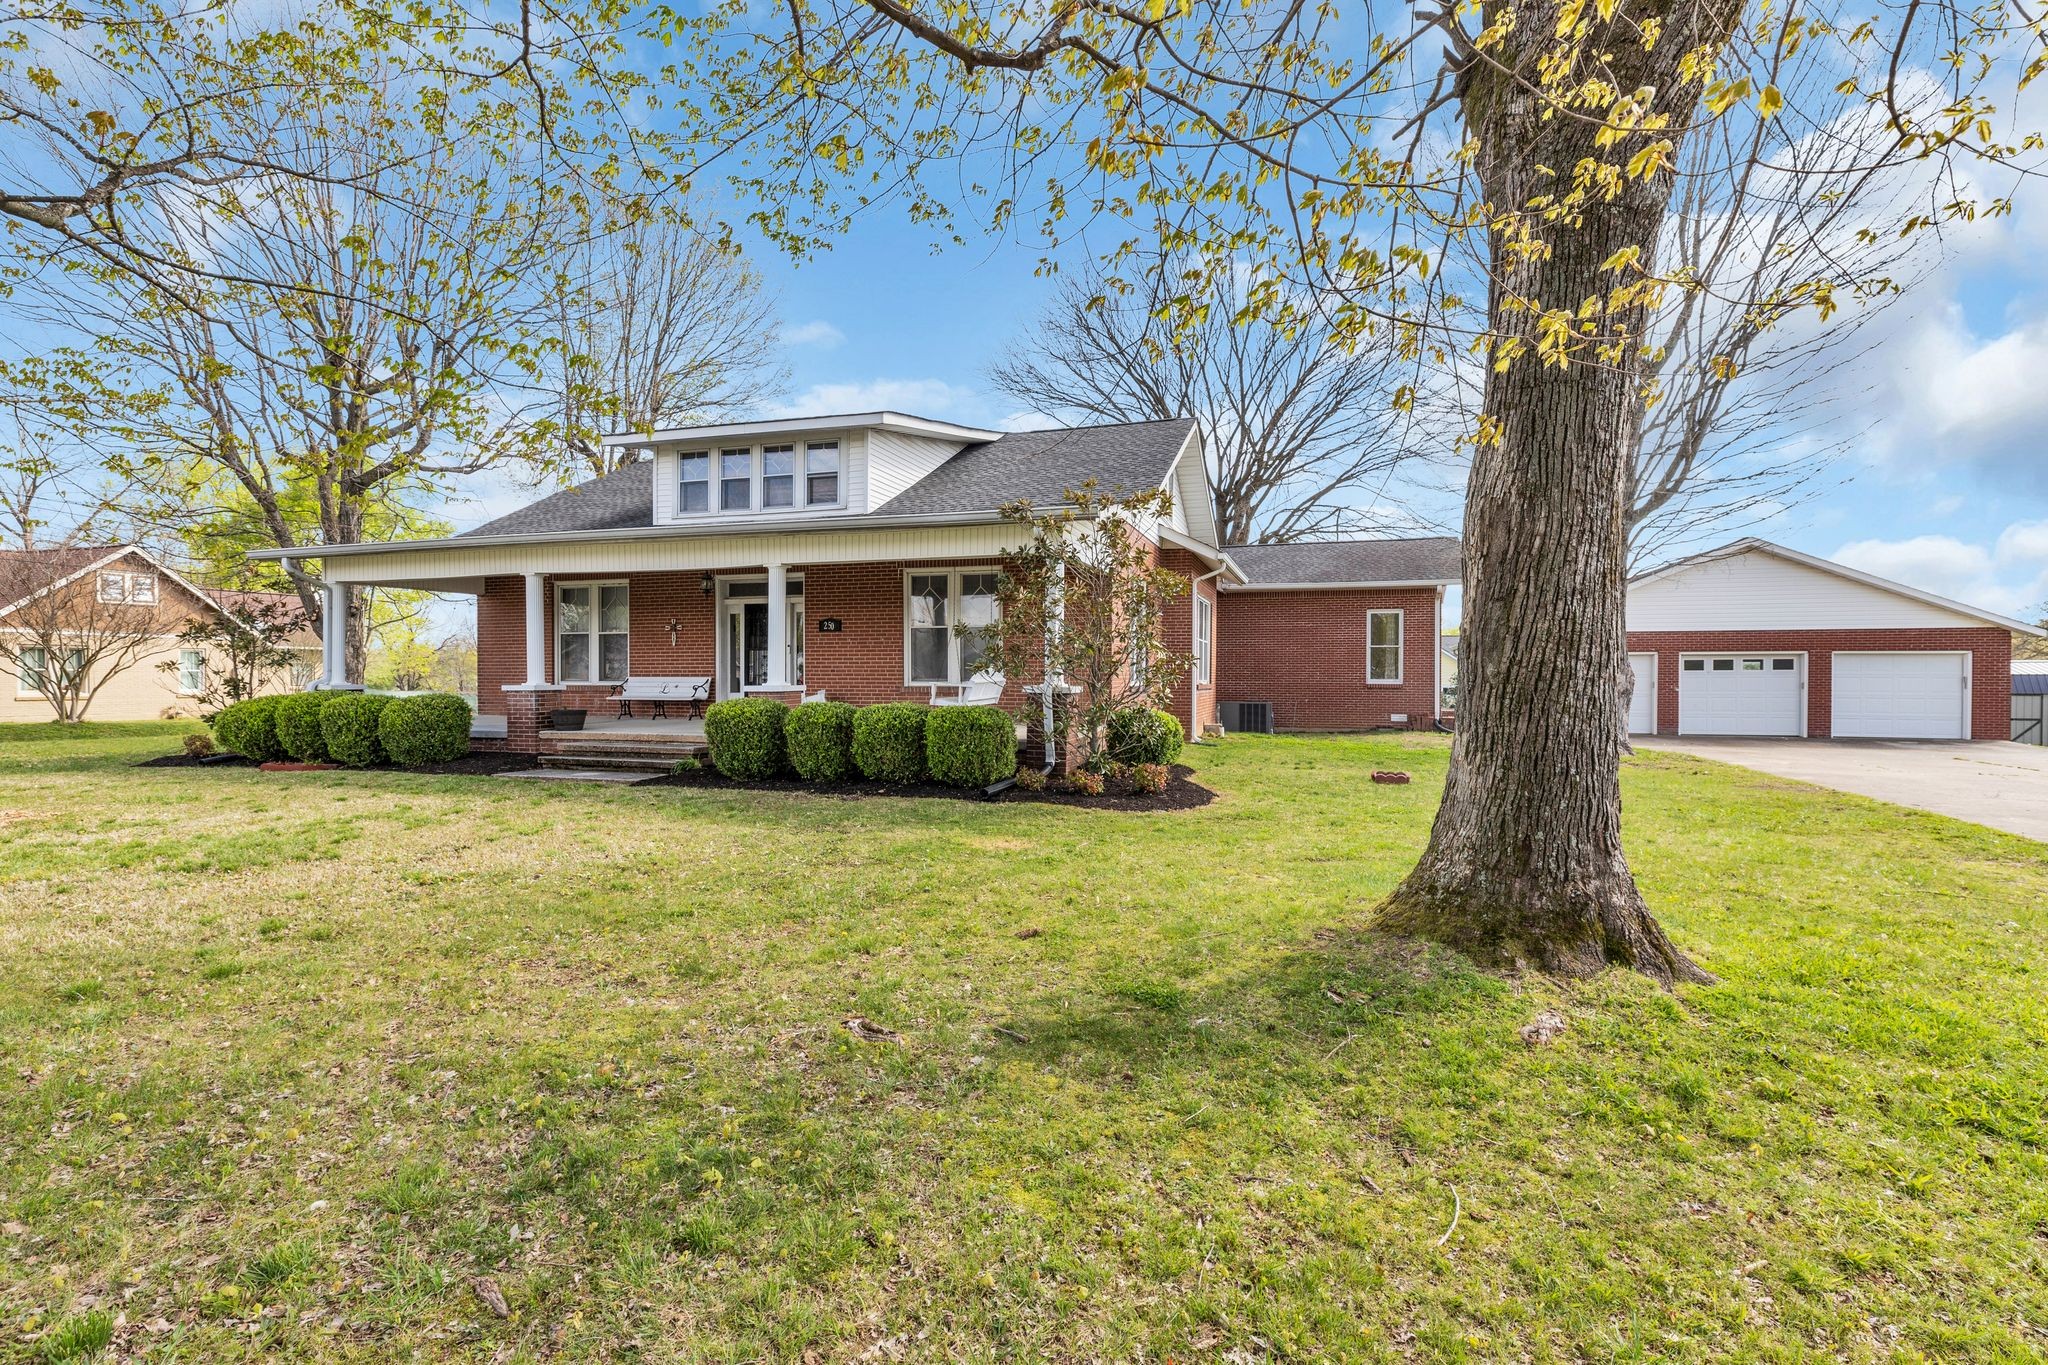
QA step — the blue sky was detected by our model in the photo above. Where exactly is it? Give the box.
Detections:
[414,151,2048,637]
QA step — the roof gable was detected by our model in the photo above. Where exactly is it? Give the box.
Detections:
[1628,538,2040,634]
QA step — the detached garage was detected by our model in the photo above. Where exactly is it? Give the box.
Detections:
[1626,538,2039,740]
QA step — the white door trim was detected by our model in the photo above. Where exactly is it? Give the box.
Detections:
[1828,649,1972,740]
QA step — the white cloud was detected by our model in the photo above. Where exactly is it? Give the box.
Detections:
[783,320,845,348]
[1834,524,2048,616]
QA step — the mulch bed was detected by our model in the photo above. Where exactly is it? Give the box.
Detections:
[136,748,1216,809]
[654,762,1216,811]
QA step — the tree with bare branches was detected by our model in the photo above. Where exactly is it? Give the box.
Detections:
[544,217,787,478]
[0,544,174,720]
[649,0,2043,984]
[991,268,1442,546]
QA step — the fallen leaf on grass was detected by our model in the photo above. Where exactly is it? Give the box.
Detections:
[1014,927,1043,940]
[471,1275,510,1319]
[844,1017,903,1044]
[1519,1009,1568,1047]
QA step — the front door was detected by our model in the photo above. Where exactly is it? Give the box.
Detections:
[728,601,769,694]
[722,597,806,696]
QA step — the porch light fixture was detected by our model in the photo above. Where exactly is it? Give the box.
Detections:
[700,572,714,597]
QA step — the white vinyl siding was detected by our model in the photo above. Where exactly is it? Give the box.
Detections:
[1629,550,1987,631]
[864,429,967,507]
[1366,610,1403,684]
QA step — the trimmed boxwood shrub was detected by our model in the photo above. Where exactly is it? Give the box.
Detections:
[211,695,287,761]
[379,694,472,767]
[705,697,788,779]
[274,692,334,763]
[852,703,928,784]
[320,693,393,767]
[925,706,1016,788]
[786,701,857,782]
[1106,707,1184,766]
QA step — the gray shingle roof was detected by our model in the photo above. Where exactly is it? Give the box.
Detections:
[873,419,1196,516]
[457,419,1197,539]
[1226,537,1462,587]
[463,461,655,538]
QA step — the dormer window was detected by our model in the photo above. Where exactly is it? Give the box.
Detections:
[720,450,752,511]
[806,442,840,506]
[679,453,710,513]
[762,445,796,509]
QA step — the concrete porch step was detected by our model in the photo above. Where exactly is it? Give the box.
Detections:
[536,750,691,773]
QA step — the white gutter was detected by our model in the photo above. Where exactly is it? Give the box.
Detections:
[601,410,1001,447]
[244,508,1070,562]
[1222,577,1462,592]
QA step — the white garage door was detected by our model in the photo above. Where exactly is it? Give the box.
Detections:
[1627,654,1657,734]
[1831,652,1968,739]
[1679,655,1803,736]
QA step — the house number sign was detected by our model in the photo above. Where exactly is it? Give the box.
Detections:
[817,618,843,632]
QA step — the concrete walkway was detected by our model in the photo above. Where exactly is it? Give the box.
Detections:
[1634,737,2048,843]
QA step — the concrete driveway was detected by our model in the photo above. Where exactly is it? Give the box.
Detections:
[1633,737,2048,843]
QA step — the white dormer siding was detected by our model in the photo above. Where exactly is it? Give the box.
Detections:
[863,429,973,508]
[1628,545,1995,631]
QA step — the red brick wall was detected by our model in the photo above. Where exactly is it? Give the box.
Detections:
[1626,627,2011,739]
[1156,546,1221,738]
[1216,586,1443,731]
[476,562,1035,715]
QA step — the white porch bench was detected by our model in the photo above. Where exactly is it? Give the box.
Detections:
[929,674,1005,707]
[611,675,712,719]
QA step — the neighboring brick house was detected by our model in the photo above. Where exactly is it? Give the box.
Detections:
[248,413,1235,754]
[1215,538,1459,733]
[1624,538,2038,740]
[0,544,318,722]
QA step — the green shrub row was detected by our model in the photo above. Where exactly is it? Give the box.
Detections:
[212,691,471,769]
[702,698,1020,789]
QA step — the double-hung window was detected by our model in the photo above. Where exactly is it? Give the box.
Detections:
[906,570,1000,684]
[1195,594,1214,685]
[18,646,82,695]
[177,648,207,693]
[678,452,711,514]
[761,444,796,509]
[720,449,753,511]
[558,582,630,683]
[1366,609,1403,684]
[805,442,841,506]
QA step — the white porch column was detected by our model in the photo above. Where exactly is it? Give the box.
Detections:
[764,562,790,689]
[317,579,358,689]
[522,571,548,688]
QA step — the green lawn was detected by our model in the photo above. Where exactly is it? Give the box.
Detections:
[2,722,2045,1362]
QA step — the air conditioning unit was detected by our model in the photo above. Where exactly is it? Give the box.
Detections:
[1221,701,1274,734]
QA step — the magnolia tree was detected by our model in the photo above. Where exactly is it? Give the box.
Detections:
[156,597,306,715]
[976,485,1192,769]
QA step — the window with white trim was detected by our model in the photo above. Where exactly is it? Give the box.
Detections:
[719,449,753,511]
[18,646,82,695]
[805,442,841,506]
[906,570,1000,684]
[678,452,710,514]
[557,582,630,683]
[95,570,158,604]
[177,648,207,693]
[1194,594,1214,685]
[761,444,796,509]
[1366,609,1403,683]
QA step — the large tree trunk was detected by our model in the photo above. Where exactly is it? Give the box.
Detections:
[1377,0,1736,986]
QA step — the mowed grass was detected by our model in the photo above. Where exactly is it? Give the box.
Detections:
[1,722,2045,1363]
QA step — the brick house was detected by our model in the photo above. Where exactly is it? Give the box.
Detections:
[0,544,318,722]
[247,413,1242,754]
